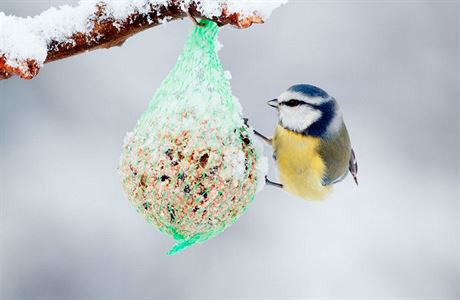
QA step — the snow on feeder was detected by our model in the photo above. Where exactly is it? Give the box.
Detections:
[119,20,266,255]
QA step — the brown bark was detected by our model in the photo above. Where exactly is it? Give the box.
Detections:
[0,2,263,81]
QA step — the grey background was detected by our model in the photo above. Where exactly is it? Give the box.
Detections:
[1,1,459,299]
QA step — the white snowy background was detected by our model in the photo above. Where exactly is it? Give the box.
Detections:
[0,1,458,299]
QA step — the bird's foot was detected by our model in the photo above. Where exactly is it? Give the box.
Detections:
[254,130,273,145]
[265,176,283,189]
[244,118,272,145]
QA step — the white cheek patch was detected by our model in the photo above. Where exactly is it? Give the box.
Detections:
[279,105,322,132]
[278,91,328,105]
[326,109,343,136]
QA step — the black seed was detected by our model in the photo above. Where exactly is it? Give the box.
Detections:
[183,185,190,193]
[165,149,173,160]
[171,161,178,166]
[142,202,151,210]
[160,175,169,182]
[168,205,176,222]
[210,166,218,175]
[200,191,208,199]
[192,206,199,213]
[240,131,251,145]
[199,153,209,167]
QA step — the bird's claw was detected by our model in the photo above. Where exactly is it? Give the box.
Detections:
[265,176,283,189]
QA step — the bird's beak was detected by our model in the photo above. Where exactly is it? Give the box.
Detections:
[267,99,279,109]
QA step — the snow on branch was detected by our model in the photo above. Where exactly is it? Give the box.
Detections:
[0,0,286,80]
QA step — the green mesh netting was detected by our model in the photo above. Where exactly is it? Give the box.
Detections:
[119,20,264,255]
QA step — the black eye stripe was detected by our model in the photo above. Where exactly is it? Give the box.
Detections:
[281,99,307,107]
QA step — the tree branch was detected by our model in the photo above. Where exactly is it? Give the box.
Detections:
[0,1,266,81]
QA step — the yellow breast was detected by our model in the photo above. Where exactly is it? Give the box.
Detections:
[272,125,332,200]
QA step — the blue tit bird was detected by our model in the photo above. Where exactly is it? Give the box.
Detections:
[253,84,358,200]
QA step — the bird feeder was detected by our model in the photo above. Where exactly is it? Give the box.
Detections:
[119,20,266,255]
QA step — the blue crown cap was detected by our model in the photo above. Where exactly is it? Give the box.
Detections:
[288,84,329,99]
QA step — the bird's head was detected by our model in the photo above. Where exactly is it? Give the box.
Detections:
[267,84,343,137]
